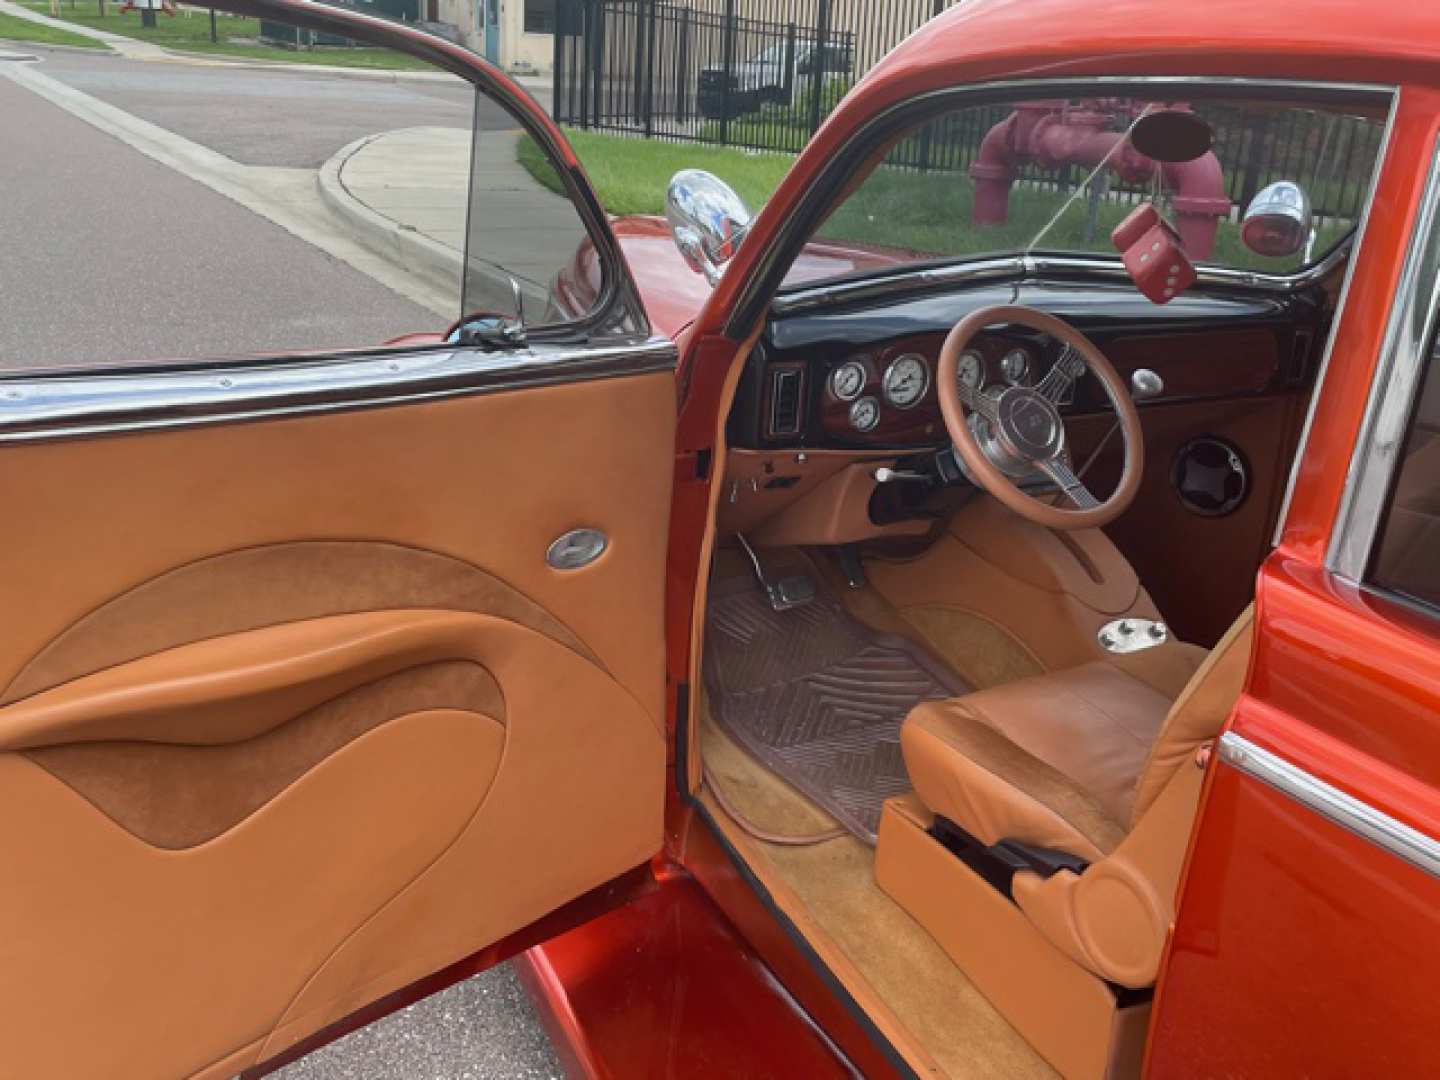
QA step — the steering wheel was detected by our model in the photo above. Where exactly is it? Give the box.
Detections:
[937,305,1143,531]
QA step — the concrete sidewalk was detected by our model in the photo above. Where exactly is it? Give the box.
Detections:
[0,0,552,105]
[319,125,585,315]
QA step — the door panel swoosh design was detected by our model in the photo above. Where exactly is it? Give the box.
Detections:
[0,611,665,1078]
[1,709,502,1080]
[0,610,527,752]
[24,659,503,850]
[1,540,598,705]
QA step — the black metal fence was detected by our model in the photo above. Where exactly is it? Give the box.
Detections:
[553,0,1383,224]
[554,0,959,151]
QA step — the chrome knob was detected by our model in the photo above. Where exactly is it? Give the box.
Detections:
[1131,368,1164,400]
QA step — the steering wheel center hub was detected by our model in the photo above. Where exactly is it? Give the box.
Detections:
[995,387,1064,461]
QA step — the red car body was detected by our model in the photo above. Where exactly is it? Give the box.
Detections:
[288,0,1440,1075]
[538,3,1440,1077]
[10,0,1435,1076]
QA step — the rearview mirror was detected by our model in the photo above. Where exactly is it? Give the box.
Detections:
[666,170,753,286]
[1241,181,1314,259]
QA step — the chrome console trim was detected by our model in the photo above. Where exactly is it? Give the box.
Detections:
[0,338,677,443]
[1219,732,1440,880]
[1327,137,1440,580]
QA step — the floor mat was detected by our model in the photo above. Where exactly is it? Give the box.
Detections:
[703,573,967,844]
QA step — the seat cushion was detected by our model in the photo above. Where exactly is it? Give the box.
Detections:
[902,649,1203,862]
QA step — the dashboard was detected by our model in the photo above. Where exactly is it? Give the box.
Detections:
[728,279,1324,453]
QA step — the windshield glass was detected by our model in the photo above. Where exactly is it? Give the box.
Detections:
[781,94,1388,289]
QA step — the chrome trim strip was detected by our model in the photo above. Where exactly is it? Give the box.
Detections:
[771,244,1356,316]
[1219,732,1440,880]
[1327,137,1440,580]
[0,338,677,443]
[1272,90,1401,543]
[739,75,1395,334]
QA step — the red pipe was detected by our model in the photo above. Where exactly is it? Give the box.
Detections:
[970,100,1230,259]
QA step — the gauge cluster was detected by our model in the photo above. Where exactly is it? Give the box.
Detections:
[819,334,1051,441]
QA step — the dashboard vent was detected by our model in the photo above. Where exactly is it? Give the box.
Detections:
[768,365,804,437]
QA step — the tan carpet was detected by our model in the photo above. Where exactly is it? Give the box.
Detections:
[701,712,1054,1079]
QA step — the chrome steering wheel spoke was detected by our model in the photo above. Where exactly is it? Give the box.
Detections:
[1037,345,1086,404]
[956,379,1000,421]
[1037,456,1100,509]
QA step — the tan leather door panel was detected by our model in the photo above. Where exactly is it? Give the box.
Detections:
[0,371,673,1078]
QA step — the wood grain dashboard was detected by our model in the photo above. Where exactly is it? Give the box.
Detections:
[814,327,1285,446]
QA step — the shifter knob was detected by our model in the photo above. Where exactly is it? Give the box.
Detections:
[1130,368,1164,400]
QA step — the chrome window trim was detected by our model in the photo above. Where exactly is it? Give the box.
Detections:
[1219,732,1440,880]
[1327,137,1440,580]
[740,75,1396,335]
[772,244,1354,317]
[1272,90,1401,542]
[0,338,677,443]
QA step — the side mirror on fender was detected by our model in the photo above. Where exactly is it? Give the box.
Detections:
[665,169,753,287]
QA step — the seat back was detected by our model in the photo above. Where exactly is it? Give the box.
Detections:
[1129,604,1255,827]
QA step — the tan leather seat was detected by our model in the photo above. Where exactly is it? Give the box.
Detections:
[900,606,1254,987]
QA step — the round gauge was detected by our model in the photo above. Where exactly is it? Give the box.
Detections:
[883,353,930,409]
[956,349,984,391]
[1001,347,1031,386]
[849,395,881,433]
[829,360,866,402]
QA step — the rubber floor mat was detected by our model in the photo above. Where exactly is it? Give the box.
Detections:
[703,574,967,844]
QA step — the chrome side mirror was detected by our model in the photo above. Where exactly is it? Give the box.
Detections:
[665,169,753,286]
[1241,181,1314,259]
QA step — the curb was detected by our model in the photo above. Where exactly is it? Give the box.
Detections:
[0,37,110,55]
[316,133,463,302]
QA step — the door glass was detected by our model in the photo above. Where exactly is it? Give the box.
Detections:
[0,12,474,373]
[1370,330,1440,607]
[464,99,599,327]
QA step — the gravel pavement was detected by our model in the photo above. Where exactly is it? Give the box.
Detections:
[274,967,564,1080]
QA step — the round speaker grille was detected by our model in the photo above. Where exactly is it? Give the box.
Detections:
[1172,437,1249,517]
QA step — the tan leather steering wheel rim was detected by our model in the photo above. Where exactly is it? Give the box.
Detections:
[938,304,1142,531]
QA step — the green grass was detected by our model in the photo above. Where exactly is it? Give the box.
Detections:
[518,128,795,217]
[0,9,105,47]
[520,126,1345,275]
[17,1,433,68]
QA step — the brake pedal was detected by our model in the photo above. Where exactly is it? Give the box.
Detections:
[736,534,816,612]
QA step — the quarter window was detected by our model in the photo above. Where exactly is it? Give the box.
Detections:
[1370,331,1440,607]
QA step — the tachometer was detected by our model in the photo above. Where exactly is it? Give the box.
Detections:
[1001,348,1032,386]
[956,349,984,391]
[883,353,930,409]
[830,360,866,402]
[849,395,881,433]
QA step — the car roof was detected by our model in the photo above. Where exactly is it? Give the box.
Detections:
[836,0,1439,129]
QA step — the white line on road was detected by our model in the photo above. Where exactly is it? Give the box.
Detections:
[1,56,457,318]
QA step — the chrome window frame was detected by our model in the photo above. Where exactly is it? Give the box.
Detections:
[1327,137,1440,583]
[0,338,677,443]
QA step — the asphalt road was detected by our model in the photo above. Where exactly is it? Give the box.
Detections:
[0,60,444,369]
[36,48,522,167]
[0,48,566,1078]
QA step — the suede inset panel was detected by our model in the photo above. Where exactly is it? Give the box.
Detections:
[913,705,1127,856]
[2,541,597,704]
[22,660,504,849]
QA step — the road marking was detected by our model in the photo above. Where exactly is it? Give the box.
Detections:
[0,57,456,319]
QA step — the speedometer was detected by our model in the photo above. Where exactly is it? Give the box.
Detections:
[883,353,930,409]
[956,349,984,391]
